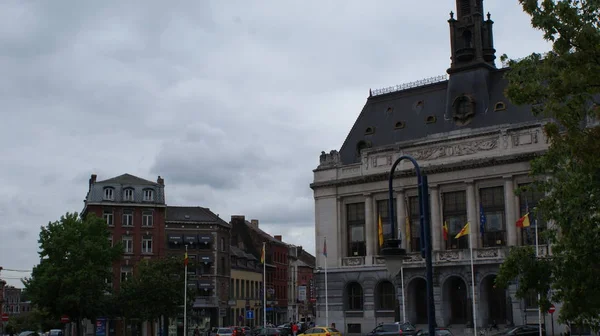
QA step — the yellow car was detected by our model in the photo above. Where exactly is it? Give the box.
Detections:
[299,327,342,336]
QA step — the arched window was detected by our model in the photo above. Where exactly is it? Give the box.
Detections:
[376,281,396,310]
[346,282,364,311]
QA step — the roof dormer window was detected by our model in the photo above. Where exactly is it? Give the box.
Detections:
[123,188,134,201]
[143,189,154,201]
[103,187,114,201]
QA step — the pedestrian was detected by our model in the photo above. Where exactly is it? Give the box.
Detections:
[292,323,299,336]
[194,327,200,336]
[331,323,336,329]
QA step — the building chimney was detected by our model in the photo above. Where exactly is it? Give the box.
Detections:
[89,174,97,190]
[274,235,282,241]
[157,176,164,185]
[231,215,246,224]
[250,219,259,227]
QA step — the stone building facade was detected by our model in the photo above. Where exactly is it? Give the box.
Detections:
[310,0,562,334]
[165,206,231,329]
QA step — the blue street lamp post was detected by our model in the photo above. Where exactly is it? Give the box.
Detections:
[385,155,436,336]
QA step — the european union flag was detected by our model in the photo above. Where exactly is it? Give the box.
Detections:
[479,203,486,239]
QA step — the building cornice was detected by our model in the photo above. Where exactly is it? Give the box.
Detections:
[310,151,544,190]
[85,202,167,208]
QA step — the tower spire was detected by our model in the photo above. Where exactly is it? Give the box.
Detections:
[447,0,496,73]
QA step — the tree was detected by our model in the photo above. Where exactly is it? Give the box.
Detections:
[23,213,122,336]
[117,257,196,334]
[497,0,600,329]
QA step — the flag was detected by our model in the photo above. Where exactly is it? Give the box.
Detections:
[260,244,265,264]
[323,238,327,257]
[184,251,188,266]
[378,214,384,247]
[516,213,531,228]
[443,221,449,241]
[455,222,470,239]
[479,203,487,238]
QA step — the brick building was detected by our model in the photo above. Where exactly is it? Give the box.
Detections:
[82,173,167,336]
[230,216,289,324]
[165,206,231,329]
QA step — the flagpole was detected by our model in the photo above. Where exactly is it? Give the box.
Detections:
[535,219,542,336]
[324,237,329,327]
[469,223,477,336]
[400,265,406,322]
[184,244,188,336]
[263,242,267,328]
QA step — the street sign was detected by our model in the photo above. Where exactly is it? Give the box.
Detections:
[60,315,70,323]
[246,310,254,320]
[548,304,556,314]
[1,313,9,322]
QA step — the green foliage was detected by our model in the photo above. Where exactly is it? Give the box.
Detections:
[496,246,553,311]
[499,0,600,329]
[23,213,123,334]
[117,257,196,322]
[4,308,63,333]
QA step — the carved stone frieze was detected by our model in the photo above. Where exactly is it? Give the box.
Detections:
[404,138,498,161]
[373,256,386,265]
[371,155,392,168]
[512,130,540,147]
[341,166,360,175]
[342,257,365,267]
[404,253,424,263]
[476,248,499,259]
[438,250,460,261]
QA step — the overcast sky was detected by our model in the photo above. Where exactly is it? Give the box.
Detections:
[0,0,551,287]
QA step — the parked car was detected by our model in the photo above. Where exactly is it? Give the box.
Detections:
[415,328,454,336]
[216,328,234,336]
[367,323,418,336]
[492,325,545,336]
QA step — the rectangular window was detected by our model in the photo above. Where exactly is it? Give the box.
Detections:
[142,211,153,227]
[108,236,113,247]
[376,199,396,253]
[220,237,225,251]
[122,236,133,254]
[443,191,469,250]
[141,237,153,254]
[122,210,133,227]
[104,188,114,200]
[187,255,197,275]
[518,183,547,246]
[103,210,114,226]
[480,186,506,247]
[120,266,132,282]
[106,267,113,288]
[124,189,134,201]
[143,189,154,201]
[408,196,421,253]
[346,202,366,257]
[524,289,538,310]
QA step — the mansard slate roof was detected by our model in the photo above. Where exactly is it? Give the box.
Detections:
[338,68,542,165]
[166,206,230,227]
[97,173,158,186]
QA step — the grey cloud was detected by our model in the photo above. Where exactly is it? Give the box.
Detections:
[0,0,552,280]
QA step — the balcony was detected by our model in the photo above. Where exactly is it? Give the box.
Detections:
[193,296,218,308]
[342,256,365,267]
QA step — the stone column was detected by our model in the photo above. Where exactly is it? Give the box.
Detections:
[466,181,478,248]
[364,193,374,265]
[337,196,344,266]
[504,176,518,246]
[395,190,408,250]
[430,185,442,251]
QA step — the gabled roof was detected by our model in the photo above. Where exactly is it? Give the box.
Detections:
[166,206,230,226]
[97,173,158,186]
[245,220,285,245]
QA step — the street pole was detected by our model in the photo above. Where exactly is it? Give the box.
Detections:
[388,155,435,336]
